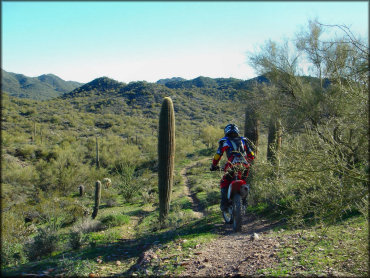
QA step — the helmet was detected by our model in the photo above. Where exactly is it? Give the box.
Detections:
[224,124,239,137]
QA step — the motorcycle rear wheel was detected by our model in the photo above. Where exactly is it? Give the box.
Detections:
[232,193,242,232]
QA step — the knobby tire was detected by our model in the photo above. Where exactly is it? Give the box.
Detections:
[232,193,242,232]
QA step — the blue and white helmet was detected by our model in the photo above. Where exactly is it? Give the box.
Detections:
[224,124,239,137]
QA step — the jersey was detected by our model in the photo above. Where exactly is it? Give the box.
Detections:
[212,136,255,167]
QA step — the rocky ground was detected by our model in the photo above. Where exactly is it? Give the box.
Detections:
[179,214,282,277]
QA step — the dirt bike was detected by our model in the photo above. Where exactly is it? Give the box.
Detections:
[220,163,250,232]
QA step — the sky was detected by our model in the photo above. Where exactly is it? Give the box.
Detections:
[2,1,368,84]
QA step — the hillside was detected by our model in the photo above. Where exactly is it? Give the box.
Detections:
[156,77,186,85]
[1,69,84,100]
[58,75,263,125]
[1,68,367,276]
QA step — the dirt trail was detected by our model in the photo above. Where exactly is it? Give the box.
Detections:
[133,159,283,277]
[179,214,282,276]
[178,158,283,276]
[180,157,209,218]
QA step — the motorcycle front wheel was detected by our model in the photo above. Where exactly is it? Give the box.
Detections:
[232,193,242,232]
[222,205,233,224]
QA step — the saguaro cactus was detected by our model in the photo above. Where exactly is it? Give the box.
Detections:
[267,118,282,165]
[158,97,175,225]
[96,137,100,169]
[92,180,101,219]
[78,185,85,197]
[244,107,259,155]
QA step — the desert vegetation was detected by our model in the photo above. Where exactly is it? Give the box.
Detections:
[1,20,368,276]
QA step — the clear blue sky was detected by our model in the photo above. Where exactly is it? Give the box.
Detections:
[2,1,368,83]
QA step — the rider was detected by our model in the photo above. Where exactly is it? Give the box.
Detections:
[210,124,255,212]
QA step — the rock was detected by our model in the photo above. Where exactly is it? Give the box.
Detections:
[250,233,260,241]
[115,260,121,266]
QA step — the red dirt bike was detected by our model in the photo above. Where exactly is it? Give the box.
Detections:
[221,163,250,232]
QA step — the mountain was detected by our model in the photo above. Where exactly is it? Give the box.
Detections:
[156,77,186,85]
[59,75,259,122]
[64,76,125,98]
[161,75,269,90]
[1,70,84,100]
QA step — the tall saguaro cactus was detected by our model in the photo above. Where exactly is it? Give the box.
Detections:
[244,107,260,155]
[96,137,100,169]
[92,180,101,219]
[158,97,175,225]
[267,118,282,166]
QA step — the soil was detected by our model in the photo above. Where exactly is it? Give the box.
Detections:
[139,159,284,277]
[179,214,282,277]
[180,158,210,218]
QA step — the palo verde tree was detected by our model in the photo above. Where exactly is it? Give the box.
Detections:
[248,19,368,226]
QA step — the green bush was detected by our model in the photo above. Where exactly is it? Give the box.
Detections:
[25,227,59,260]
[100,189,118,207]
[61,198,91,226]
[1,241,27,266]
[68,230,86,250]
[70,217,104,235]
[114,164,137,202]
[60,258,96,277]
[101,213,130,228]
[14,145,37,160]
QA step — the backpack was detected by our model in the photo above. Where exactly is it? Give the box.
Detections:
[225,137,248,163]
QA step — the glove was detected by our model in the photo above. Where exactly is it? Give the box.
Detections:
[210,164,220,171]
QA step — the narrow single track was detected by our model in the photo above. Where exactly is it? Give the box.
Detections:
[180,158,210,218]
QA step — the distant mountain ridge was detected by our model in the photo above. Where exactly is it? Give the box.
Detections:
[1,70,84,100]
[156,77,186,85]
[2,69,273,101]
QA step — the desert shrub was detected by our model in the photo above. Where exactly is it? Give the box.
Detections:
[175,136,196,161]
[1,241,28,266]
[137,169,157,204]
[60,258,96,277]
[100,188,118,207]
[68,230,86,250]
[97,135,142,170]
[68,218,104,250]
[101,213,130,228]
[25,227,59,260]
[1,209,32,266]
[14,145,37,160]
[2,157,38,190]
[249,131,368,227]
[32,191,73,230]
[114,164,138,202]
[72,217,104,233]
[200,125,224,149]
[105,198,118,207]
[60,198,91,226]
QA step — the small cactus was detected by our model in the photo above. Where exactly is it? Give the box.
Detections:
[78,185,85,196]
[158,97,175,225]
[92,180,101,219]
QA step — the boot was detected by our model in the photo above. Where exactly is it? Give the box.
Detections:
[220,187,229,212]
